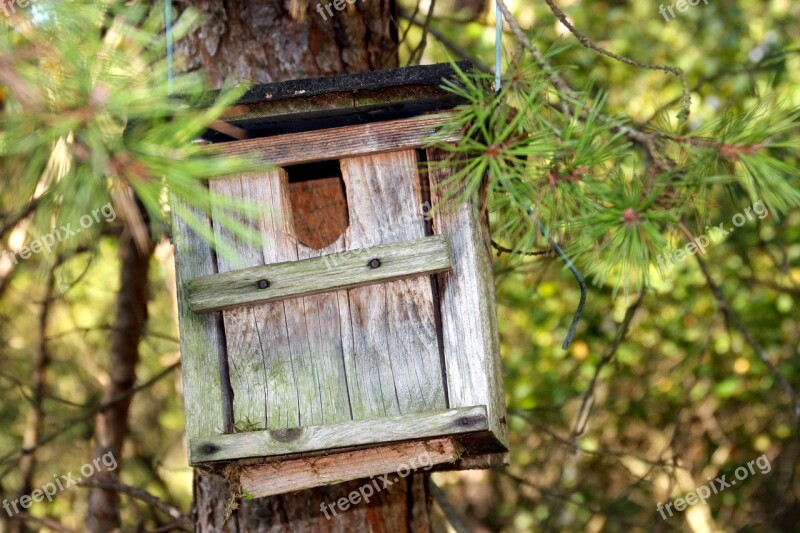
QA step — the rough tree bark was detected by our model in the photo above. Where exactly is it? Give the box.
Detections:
[172,1,438,531]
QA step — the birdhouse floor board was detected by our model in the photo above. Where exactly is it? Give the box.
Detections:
[210,115,461,167]
[187,235,453,313]
[239,437,459,499]
[189,405,489,464]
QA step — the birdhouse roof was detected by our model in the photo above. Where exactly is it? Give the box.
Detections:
[198,61,473,142]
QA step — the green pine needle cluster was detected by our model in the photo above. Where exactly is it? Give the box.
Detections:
[0,0,259,258]
[428,57,800,294]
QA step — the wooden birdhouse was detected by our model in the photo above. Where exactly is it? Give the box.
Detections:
[172,62,508,499]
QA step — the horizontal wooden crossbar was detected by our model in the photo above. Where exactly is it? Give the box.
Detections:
[187,235,452,313]
[209,114,460,167]
[189,405,488,464]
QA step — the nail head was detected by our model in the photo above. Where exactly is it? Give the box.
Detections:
[368,258,381,269]
[257,279,270,289]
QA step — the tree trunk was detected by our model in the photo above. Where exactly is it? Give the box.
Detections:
[172,2,435,531]
[86,229,153,532]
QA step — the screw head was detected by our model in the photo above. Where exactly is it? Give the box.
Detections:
[256,279,270,289]
[368,258,381,269]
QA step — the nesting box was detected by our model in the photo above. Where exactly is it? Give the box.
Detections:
[172,62,508,498]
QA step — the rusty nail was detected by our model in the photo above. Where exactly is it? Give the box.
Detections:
[368,258,381,269]
[257,279,270,289]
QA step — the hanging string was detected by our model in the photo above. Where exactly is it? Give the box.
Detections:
[495,1,502,92]
[165,0,174,94]
[492,2,586,349]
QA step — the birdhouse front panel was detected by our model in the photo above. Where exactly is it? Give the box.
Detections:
[172,63,507,498]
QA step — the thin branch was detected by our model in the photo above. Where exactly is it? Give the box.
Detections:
[542,0,691,122]
[571,290,646,437]
[407,0,437,66]
[693,251,800,424]
[7,514,74,533]
[397,8,490,72]
[430,482,471,533]
[0,361,180,474]
[0,198,39,242]
[77,479,191,526]
[491,239,551,257]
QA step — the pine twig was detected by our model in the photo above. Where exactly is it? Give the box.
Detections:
[542,0,691,123]
[491,239,551,257]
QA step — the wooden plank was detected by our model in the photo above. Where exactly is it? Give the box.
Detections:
[269,171,352,429]
[187,235,453,313]
[171,192,231,440]
[340,150,447,419]
[190,406,487,463]
[209,175,288,430]
[211,115,459,167]
[428,452,509,472]
[426,147,509,450]
[240,438,459,499]
[210,171,355,433]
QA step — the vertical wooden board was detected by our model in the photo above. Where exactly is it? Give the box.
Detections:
[426,147,508,447]
[211,170,352,432]
[273,174,351,426]
[171,193,230,449]
[210,176,285,429]
[340,150,446,419]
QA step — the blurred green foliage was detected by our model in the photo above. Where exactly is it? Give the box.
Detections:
[0,0,797,531]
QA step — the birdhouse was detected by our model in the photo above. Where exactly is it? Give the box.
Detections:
[172,62,508,499]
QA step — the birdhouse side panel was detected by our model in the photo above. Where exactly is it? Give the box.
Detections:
[171,193,231,440]
[426,147,509,450]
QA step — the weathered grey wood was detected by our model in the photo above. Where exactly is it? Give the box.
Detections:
[426,147,509,450]
[211,115,459,167]
[171,193,231,440]
[340,150,447,419]
[210,171,353,432]
[187,236,452,313]
[190,406,486,463]
[268,172,352,428]
[209,175,283,430]
[240,438,459,498]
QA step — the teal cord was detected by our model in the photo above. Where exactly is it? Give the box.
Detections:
[492,3,585,349]
[495,2,502,91]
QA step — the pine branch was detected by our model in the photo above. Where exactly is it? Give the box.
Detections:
[542,0,691,123]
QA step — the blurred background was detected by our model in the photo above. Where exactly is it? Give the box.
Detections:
[1,0,799,531]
